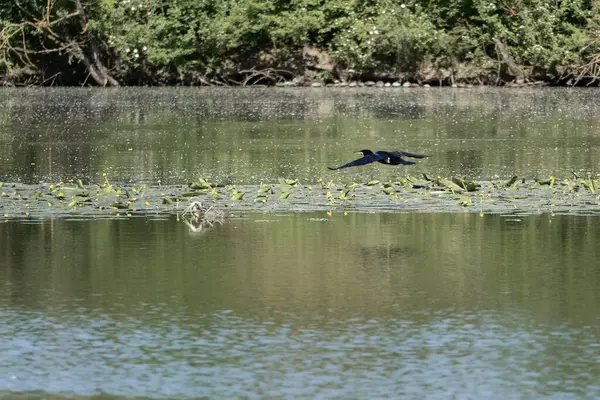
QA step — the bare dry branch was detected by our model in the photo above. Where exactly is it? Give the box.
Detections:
[1,0,119,86]
[240,68,295,86]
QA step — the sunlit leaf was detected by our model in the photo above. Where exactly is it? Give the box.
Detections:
[366,180,380,186]
[457,197,473,206]
[189,181,211,190]
[318,178,332,190]
[231,191,245,201]
[280,192,292,199]
[400,178,412,188]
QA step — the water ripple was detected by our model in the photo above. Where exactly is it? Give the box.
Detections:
[1,308,598,399]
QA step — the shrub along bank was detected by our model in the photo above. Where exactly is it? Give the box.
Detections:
[1,0,599,86]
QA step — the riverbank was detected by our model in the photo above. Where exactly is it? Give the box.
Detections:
[2,2,599,88]
[1,175,598,221]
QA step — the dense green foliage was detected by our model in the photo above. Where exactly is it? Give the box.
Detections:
[1,0,599,85]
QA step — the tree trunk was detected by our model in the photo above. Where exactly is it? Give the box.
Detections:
[69,41,119,86]
[72,0,119,86]
[493,38,525,84]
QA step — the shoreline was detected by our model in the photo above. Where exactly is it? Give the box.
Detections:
[0,80,560,89]
[0,77,561,89]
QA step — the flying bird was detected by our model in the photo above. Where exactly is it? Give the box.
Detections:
[328,149,429,170]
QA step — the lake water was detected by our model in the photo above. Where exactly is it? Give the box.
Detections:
[1,88,600,399]
[1,213,599,398]
[1,87,599,184]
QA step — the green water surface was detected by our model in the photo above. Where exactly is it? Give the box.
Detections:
[1,88,600,398]
[1,87,599,184]
[1,213,600,398]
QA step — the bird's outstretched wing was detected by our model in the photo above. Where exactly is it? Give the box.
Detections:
[391,151,430,159]
[328,153,384,170]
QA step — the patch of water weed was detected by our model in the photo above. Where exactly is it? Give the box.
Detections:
[1,173,600,221]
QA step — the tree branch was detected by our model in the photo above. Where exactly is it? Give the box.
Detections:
[493,37,525,83]
[1,0,119,86]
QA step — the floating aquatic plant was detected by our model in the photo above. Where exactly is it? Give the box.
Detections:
[188,178,212,190]
[457,197,474,206]
[231,190,245,201]
[505,176,519,188]
[318,178,333,190]
[258,184,272,194]
[1,173,600,220]
[452,177,481,192]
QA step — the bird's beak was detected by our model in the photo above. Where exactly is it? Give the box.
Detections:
[355,151,363,155]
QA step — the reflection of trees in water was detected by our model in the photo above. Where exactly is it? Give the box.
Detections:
[0,90,121,182]
[0,214,599,324]
[357,244,413,271]
[0,88,599,184]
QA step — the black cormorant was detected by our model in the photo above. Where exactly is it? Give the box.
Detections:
[328,150,429,170]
